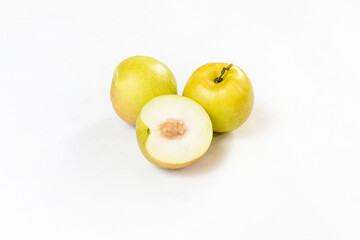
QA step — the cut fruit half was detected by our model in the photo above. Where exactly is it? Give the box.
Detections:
[136,95,213,169]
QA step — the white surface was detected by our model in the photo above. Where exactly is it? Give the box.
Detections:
[1,0,360,239]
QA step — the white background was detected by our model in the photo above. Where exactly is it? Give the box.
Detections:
[1,0,360,239]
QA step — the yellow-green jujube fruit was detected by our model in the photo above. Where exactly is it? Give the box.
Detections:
[136,95,213,169]
[183,63,254,132]
[110,56,177,124]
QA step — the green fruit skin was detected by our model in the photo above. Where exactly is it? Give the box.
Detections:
[136,115,205,169]
[110,56,177,124]
[183,63,254,132]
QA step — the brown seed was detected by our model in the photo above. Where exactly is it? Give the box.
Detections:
[158,118,186,139]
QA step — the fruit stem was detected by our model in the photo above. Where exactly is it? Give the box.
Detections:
[214,63,233,83]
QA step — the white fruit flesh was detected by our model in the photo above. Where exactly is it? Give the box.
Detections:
[139,95,212,165]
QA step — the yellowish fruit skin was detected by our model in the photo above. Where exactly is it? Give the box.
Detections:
[110,56,177,124]
[136,116,204,169]
[183,63,254,132]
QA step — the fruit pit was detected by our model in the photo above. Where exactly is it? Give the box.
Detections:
[159,118,186,139]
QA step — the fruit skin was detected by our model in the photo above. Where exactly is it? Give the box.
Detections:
[183,63,254,132]
[110,56,177,124]
[136,116,204,169]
